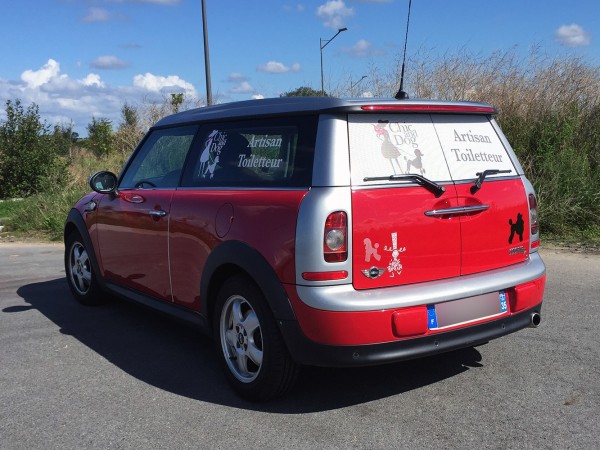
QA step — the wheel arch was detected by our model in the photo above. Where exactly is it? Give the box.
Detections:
[64,208,105,290]
[200,240,297,330]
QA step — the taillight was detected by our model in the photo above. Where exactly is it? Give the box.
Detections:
[324,211,347,262]
[361,104,497,114]
[529,193,539,235]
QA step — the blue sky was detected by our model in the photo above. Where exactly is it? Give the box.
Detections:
[0,0,597,135]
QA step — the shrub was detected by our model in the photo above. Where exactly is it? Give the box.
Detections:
[0,99,68,198]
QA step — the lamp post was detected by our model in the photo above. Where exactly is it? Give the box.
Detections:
[320,27,347,96]
[201,0,212,105]
[350,75,367,97]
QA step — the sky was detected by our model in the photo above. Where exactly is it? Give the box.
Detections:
[0,0,598,136]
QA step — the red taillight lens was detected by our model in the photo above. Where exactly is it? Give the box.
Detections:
[324,211,347,262]
[529,194,539,235]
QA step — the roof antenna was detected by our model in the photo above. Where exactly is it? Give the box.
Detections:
[395,0,412,100]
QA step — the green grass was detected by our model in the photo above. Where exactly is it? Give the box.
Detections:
[1,189,88,241]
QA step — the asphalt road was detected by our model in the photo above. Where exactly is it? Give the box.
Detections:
[1,242,598,449]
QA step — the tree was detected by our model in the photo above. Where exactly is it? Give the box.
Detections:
[115,103,144,156]
[170,93,184,113]
[281,86,324,97]
[86,117,114,157]
[0,99,66,198]
[53,122,77,157]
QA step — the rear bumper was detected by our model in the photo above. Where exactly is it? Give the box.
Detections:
[295,252,546,312]
[280,304,542,367]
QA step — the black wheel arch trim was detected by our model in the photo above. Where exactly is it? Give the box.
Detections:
[200,240,297,323]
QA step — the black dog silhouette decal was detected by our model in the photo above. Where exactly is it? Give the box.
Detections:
[508,213,525,244]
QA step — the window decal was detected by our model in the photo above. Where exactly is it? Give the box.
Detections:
[432,116,516,181]
[198,130,227,179]
[348,115,451,184]
[348,114,516,185]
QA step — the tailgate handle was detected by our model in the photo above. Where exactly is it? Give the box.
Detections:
[425,205,490,217]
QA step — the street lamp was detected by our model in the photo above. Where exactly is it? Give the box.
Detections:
[320,27,347,96]
[350,75,367,97]
[201,0,212,105]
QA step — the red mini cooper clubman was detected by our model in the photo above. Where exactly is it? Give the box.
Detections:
[64,97,546,400]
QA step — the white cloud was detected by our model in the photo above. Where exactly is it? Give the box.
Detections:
[345,39,378,57]
[555,24,591,47]
[257,61,302,74]
[317,0,354,29]
[81,74,105,88]
[82,7,111,23]
[227,72,247,83]
[0,59,198,135]
[133,73,196,95]
[230,81,254,94]
[252,94,265,100]
[21,59,62,88]
[283,3,305,13]
[90,55,130,70]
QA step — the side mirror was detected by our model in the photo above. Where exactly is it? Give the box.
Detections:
[89,171,118,194]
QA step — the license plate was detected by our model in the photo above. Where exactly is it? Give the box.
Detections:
[428,290,508,330]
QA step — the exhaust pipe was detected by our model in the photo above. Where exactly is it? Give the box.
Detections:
[529,312,541,328]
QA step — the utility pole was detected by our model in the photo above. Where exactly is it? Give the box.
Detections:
[201,0,212,105]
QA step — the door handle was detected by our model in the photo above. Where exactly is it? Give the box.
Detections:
[148,209,167,217]
[424,205,489,217]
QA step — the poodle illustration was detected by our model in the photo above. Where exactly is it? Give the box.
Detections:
[508,213,525,244]
[405,148,425,175]
[363,238,381,263]
[384,232,406,277]
[373,124,403,175]
[198,130,226,179]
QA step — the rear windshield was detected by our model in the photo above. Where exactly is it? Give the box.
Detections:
[348,114,516,185]
[181,115,317,188]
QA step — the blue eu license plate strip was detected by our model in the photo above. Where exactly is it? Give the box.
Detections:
[427,305,438,329]
[499,290,508,313]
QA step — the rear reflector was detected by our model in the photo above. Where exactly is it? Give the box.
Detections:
[302,271,348,281]
[361,104,497,114]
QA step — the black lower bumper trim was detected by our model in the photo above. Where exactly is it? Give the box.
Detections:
[279,305,542,367]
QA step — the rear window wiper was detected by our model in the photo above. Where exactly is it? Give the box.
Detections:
[470,169,512,194]
[363,174,446,197]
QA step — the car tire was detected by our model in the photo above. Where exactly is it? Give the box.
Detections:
[65,232,104,306]
[214,274,299,401]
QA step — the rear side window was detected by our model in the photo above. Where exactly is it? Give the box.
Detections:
[181,116,317,188]
[348,114,516,185]
[119,125,198,189]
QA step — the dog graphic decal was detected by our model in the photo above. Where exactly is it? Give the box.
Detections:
[508,213,525,244]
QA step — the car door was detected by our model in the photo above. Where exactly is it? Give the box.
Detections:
[348,114,461,290]
[431,115,527,274]
[95,125,198,301]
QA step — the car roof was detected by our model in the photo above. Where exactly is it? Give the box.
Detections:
[153,97,495,128]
